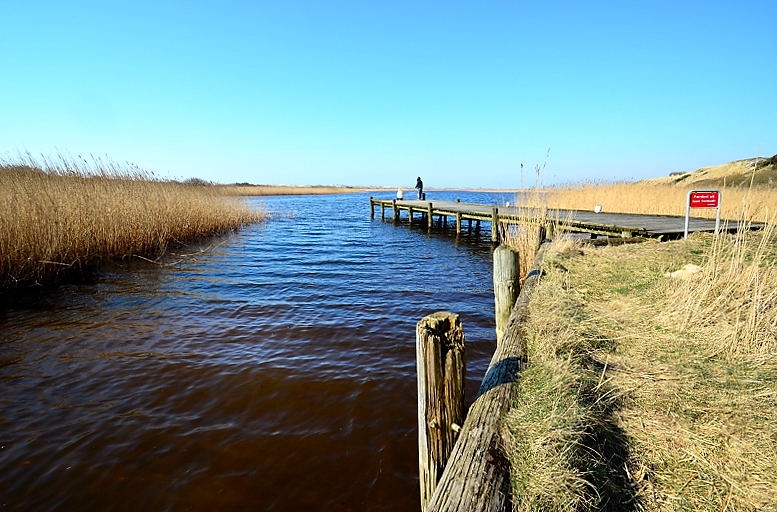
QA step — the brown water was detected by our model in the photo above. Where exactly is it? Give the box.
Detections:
[0,191,510,511]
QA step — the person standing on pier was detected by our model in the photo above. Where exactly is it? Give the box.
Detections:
[415,176,424,199]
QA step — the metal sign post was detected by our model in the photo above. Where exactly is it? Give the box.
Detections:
[684,190,721,239]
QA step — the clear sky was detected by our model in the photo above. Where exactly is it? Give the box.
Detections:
[2,1,775,188]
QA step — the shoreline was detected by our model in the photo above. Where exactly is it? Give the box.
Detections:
[221,185,526,196]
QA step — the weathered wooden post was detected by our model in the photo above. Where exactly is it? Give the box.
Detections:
[370,197,375,219]
[493,245,521,346]
[417,312,465,512]
[544,221,555,240]
[455,212,462,236]
[392,199,399,223]
[491,207,499,244]
[427,202,434,230]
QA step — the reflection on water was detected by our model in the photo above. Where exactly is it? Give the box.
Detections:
[0,191,510,511]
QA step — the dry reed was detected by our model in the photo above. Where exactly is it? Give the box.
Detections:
[498,205,548,280]
[504,221,777,510]
[530,182,775,223]
[0,155,263,288]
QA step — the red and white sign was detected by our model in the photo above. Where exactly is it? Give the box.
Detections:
[689,191,720,208]
[684,189,721,239]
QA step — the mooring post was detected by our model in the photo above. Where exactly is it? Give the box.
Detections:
[491,207,499,244]
[370,197,375,219]
[427,202,434,230]
[455,212,462,236]
[417,312,465,512]
[544,221,555,240]
[392,199,399,223]
[493,245,521,346]
[538,225,547,242]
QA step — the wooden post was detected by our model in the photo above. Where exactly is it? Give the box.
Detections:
[417,312,466,512]
[427,202,434,230]
[491,207,499,244]
[538,225,547,242]
[455,212,462,236]
[426,245,547,512]
[544,221,555,240]
[370,197,375,219]
[409,207,414,225]
[392,199,399,223]
[493,245,520,346]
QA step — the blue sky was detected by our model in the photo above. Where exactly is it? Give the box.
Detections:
[2,1,775,188]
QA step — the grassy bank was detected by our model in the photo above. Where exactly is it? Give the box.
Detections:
[1,158,263,288]
[503,224,777,510]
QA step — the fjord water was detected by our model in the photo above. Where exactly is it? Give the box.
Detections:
[1,190,514,511]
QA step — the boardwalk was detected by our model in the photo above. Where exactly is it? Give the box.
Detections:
[369,198,758,241]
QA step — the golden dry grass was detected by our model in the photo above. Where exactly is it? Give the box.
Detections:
[1,157,263,288]
[530,182,774,223]
[500,192,550,280]
[504,224,777,511]
[643,157,777,188]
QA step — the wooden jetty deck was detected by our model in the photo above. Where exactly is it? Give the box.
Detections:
[370,197,757,241]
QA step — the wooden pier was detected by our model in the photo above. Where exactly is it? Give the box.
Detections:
[370,197,757,241]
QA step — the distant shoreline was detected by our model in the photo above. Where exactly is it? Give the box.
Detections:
[221,184,374,196]
[222,185,524,196]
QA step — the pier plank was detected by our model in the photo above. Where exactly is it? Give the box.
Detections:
[369,198,760,240]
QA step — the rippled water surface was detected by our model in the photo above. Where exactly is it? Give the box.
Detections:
[1,191,514,511]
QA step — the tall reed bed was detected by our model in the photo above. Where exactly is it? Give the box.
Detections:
[1,156,263,288]
[533,182,775,223]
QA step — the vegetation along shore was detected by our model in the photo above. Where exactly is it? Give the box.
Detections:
[221,183,372,196]
[0,156,263,289]
[533,156,776,224]
[500,156,776,511]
